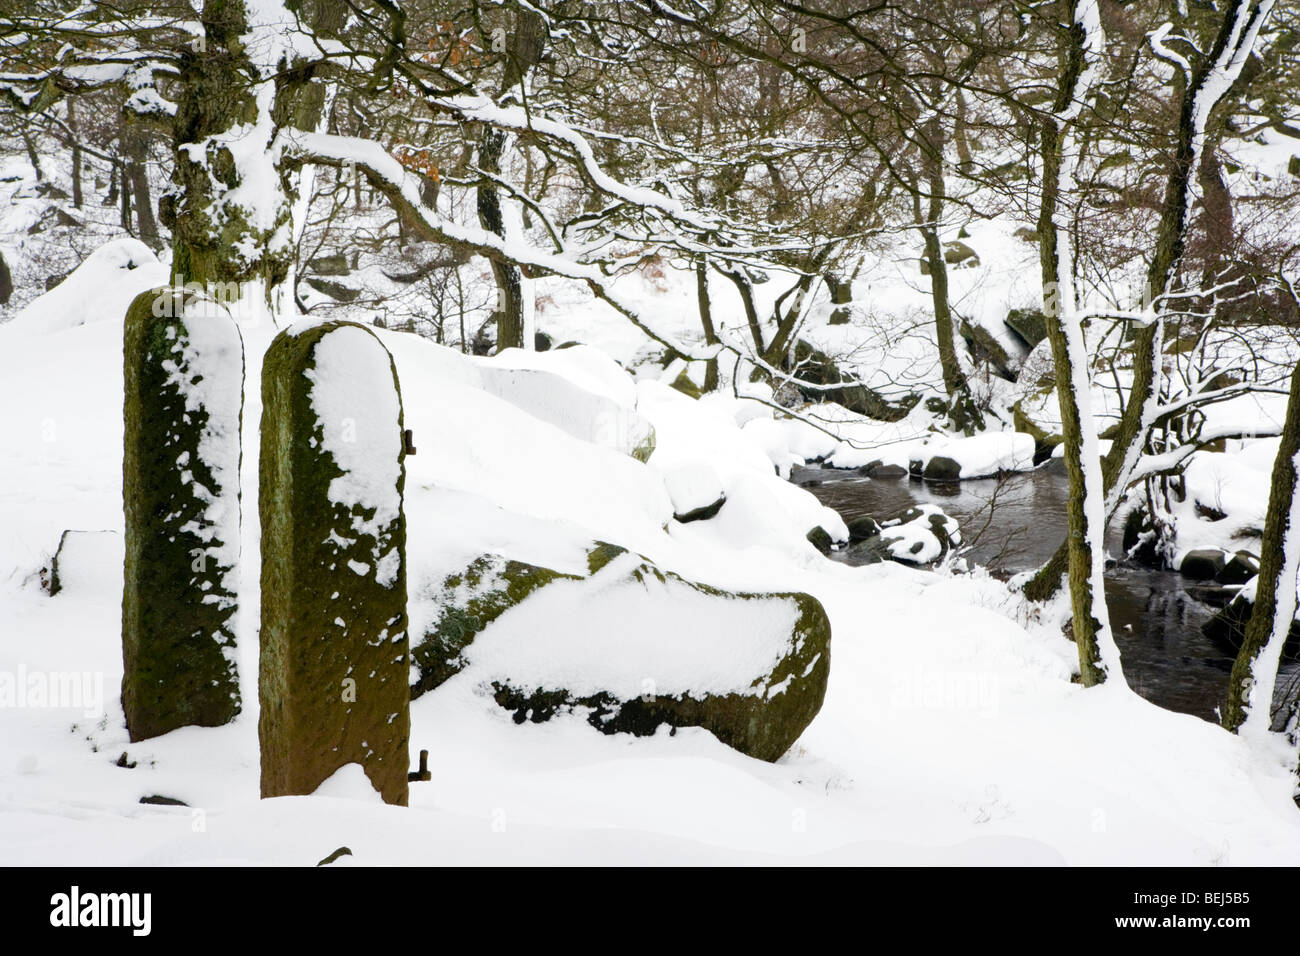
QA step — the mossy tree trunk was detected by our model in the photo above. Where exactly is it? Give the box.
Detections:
[1036,1,1115,686]
[695,258,720,392]
[477,125,527,352]
[167,0,338,320]
[476,6,547,354]
[913,114,979,433]
[259,321,410,806]
[1223,346,1300,733]
[122,288,244,740]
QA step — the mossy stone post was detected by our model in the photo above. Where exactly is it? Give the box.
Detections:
[260,321,410,806]
[122,287,244,741]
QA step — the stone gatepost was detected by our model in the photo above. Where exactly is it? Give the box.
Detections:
[259,320,410,806]
[122,287,244,741]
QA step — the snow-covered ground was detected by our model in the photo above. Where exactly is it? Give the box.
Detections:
[2,242,1299,865]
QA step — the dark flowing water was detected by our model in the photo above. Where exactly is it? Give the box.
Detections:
[793,460,1300,724]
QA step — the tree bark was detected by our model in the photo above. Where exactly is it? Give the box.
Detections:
[477,125,526,352]
[696,259,720,392]
[1223,353,1300,732]
[123,124,159,249]
[1035,0,1116,686]
[476,7,547,354]
[68,99,82,208]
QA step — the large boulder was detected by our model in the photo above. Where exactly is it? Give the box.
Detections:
[1175,548,1227,581]
[790,340,919,422]
[1005,307,1048,349]
[411,554,582,698]
[416,544,831,762]
[1217,551,1260,586]
[959,318,1018,381]
[856,460,908,479]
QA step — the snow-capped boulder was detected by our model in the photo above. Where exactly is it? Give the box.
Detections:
[1005,307,1048,349]
[663,461,726,523]
[846,515,883,542]
[911,432,1035,482]
[1218,551,1260,586]
[8,238,166,336]
[477,345,656,461]
[851,504,961,565]
[411,552,582,698]
[416,544,831,762]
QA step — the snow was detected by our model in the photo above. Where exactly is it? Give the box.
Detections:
[462,552,802,699]
[477,346,653,457]
[3,238,1300,865]
[167,296,244,599]
[305,326,403,586]
[312,763,384,803]
[3,238,166,336]
[921,432,1035,479]
[874,505,961,565]
[662,461,724,517]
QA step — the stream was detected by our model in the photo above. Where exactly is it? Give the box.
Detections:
[792,460,1300,724]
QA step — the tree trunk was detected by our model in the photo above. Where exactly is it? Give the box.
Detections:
[917,117,966,402]
[476,8,547,354]
[696,259,720,392]
[1035,0,1117,686]
[1223,354,1300,733]
[825,273,852,325]
[477,126,526,352]
[169,0,337,321]
[68,100,82,208]
[720,266,766,355]
[123,125,159,249]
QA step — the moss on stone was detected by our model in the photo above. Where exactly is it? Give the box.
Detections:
[630,424,657,463]
[259,320,410,806]
[411,554,581,698]
[489,564,832,763]
[959,318,1015,381]
[670,369,702,399]
[586,541,630,574]
[1005,308,1048,349]
[806,526,833,552]
[412,539,831,761]
[1013,399,1062,462]
[122,288,242,742]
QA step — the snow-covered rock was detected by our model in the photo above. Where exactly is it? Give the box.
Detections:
[478,345,655,460]
[851,504,961,565]
[6,238,166,336]
[914,432,1035,481]
[662,461,726,522]
[460,549,832,762]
